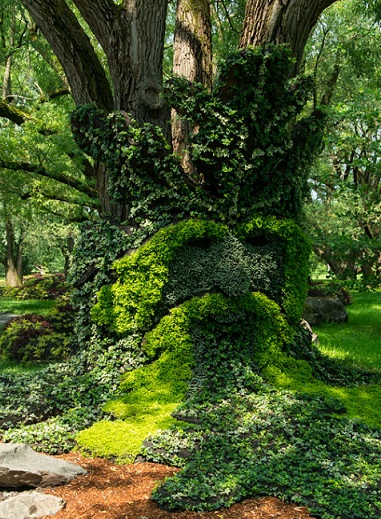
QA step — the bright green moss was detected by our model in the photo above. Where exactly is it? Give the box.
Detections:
[237,215,311,324]
[76,412,178,462]
[91,219,227,333]
[86,217,309,467]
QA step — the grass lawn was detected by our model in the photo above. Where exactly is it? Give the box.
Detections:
[315,291,381,369]
[273,290,381,429]
[0,298,56,316]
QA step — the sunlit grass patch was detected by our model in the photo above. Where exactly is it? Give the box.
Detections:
[0,298,56,316]
[315,291,381,369]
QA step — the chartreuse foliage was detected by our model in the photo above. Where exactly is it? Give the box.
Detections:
[3,43,381,519]
[91,216,310,333]
[79,215,381,518]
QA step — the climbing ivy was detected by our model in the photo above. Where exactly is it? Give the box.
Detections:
[71,45,326,226]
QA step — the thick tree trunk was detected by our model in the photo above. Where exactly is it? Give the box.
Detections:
[240,0,337,74]
[172,0,212,175]
[19,0,113,111]
[72,0,169,128]
[21,0,169,218]
[173,0,213,88]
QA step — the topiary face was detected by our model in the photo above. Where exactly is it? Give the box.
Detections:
[91,216,310,420]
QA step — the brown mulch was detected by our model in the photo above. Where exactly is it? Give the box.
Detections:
[45,452,316,519]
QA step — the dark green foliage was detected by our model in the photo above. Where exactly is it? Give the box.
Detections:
[68,219,148,372]
[146,385,381,519]
[0,297,75,363]
[164,45,326,222]
[0,274,68,300]
[71,46,325,227]
[92,217,310,334]
[3,43,368,518]
[71,108,191,226]
[0,362,113,453]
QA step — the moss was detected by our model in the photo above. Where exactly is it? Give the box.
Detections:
[85,217,308,462]
[76,413,178,462]
[92,216,310,333]
[237,215,311,324]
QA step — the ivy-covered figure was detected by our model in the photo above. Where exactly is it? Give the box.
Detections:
[69,46,328,510]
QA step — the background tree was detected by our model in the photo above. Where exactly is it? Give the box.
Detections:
[305,0,381,286]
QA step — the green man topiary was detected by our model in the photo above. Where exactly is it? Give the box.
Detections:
[71,45,326,511]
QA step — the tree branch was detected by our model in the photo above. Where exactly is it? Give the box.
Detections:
[239,0,338,74]
[0,99,36,125]
[20,0,113,110]
[0,158,98,201]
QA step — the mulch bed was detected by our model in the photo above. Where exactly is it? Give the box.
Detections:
[46,452,315,519]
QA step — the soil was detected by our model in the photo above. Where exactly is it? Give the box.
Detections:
[46,452,316,519]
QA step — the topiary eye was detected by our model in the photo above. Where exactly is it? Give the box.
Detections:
[185,237,213,249]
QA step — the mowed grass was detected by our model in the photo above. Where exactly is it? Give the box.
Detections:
[273,290,381,428]
[315,291,381,369]
[0,298,55,316]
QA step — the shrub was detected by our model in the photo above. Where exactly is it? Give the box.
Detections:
[0,274,69,300]
[0,299,75,363]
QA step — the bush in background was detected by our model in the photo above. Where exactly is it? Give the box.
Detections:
[0,297,75,363]
[0,274,68,300]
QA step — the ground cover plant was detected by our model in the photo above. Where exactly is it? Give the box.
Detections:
[1,261,381,519]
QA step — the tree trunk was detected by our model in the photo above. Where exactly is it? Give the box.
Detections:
[72,0,169,128]
[4,218,23,288]
[172,0,212,176]
[21,0,170,218]
[239,0,337,74]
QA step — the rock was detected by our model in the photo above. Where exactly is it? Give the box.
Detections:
[300,319,319,345]
[0,490,64,519]
[0,444,87,488]
[303,297,348,326]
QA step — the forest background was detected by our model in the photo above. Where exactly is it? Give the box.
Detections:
[1,0,381,288]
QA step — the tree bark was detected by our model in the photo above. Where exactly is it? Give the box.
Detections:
[72,0,169,127]
[19,0,113,111]
[4,218,23,288]
[0,99,36,125]
[172,0,212,175]
[239,0,337,74]
[0,159,97,200]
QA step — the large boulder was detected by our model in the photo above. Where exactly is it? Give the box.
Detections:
[303,297,348,326]
[0,491,64,519]
[0,444,86,488]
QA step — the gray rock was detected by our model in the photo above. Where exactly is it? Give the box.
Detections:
[0,444,86,488]
[303,297,348,326]
[0,490,65,519]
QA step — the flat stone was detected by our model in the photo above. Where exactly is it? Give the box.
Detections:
[0,444,87,488]
[0,490,65,519]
